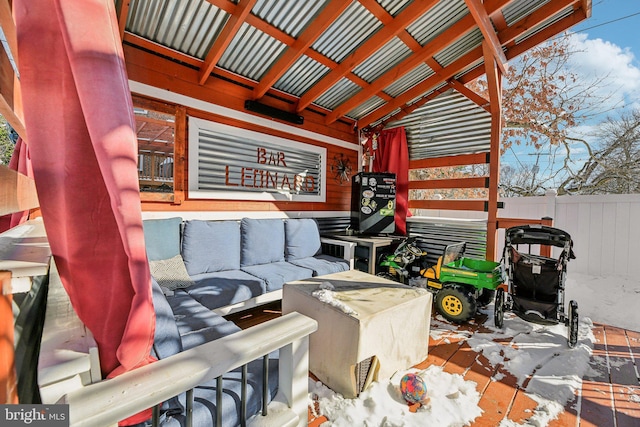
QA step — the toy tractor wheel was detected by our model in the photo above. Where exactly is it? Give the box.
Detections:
[568,300,579,348]
[435,285,477,323]
[494,288,505,329]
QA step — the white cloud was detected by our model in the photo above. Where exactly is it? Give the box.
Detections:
[565,32,640,114]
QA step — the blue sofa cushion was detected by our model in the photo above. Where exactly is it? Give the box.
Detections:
[241,218,285,266]
[241,262,313,292]
[183,271,265,311]
[289,255,350,276]
[182,220,241,275]
[150,278,183,359]
[284,218,321,261]
[143,217,182,261]
[165,289,242,344]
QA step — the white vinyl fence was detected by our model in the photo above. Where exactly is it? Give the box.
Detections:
[413,191,640,277]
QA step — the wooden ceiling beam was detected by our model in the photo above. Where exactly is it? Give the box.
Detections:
[358,1,589,129]
[325,14,477,125]
[296,0,439,113]
[0,0,17,68]
[359,0,421,52]
[0,41,24,139]
[498,0,580,46]
[447,79,490,112]
[358,46,484,128]
[116,0,130,41]
[464,0,507,74]
[324,0,516,125]
[198,0,257,86]
[252,0,350,100]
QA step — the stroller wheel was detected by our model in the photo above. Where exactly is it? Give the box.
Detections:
[568,300,579,348]
[435,285,477,323]
[494,288,505,329]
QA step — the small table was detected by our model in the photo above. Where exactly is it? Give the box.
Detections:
[282,270,432,398]
[326,234,401,274]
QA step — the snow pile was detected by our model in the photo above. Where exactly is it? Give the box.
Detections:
[311,281,359,316]
[310,308,596,426]
[310,365,482,427]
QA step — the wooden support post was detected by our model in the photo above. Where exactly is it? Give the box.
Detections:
[0,270,18,404]
[483,41,503,261]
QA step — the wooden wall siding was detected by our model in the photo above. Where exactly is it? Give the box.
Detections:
[127,49,360,214]
[408,152,490,213]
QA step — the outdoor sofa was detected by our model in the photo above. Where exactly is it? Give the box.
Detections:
[142,217,354,314]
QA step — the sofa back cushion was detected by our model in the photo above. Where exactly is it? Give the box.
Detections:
[143,217,182,261]
[285,219,321,260]
[241,218,285,266]
[182,220,241,275]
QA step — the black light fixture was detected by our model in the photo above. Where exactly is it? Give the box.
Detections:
[244,100,304,125]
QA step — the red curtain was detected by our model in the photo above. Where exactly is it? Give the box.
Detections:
[0,138,32,232]
[16,0,155,422]
[372,127,411,235]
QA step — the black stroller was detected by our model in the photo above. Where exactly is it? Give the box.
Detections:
[494,225,579,347]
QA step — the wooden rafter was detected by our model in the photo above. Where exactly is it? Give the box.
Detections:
[116,0,130,41]
[358,0,586,129]
[0,0,17,68]
[325,14,477,125]
[296,0,439,113]
[198,0,257,86]
[497,0,581,47]
[457,3,587,85]
[447,79,490,112]
[252,0,350,100]
[358,45,483,128]
[325,0,514,126]
[464,0,507,73]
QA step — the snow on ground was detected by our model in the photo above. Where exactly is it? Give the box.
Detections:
[308,273,640,426]
[310,310,596,426]
[564,273,640,333]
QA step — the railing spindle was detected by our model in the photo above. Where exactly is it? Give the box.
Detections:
[262,355,269,416]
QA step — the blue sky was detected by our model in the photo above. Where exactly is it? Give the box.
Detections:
[500,0,640,184]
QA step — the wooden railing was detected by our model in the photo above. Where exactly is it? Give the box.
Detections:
[62,312,317,427]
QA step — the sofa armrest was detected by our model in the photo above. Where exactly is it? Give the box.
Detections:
[320,237,356,270]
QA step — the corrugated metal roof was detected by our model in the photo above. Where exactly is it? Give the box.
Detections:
[434,28,483,68]
[251,0,327,38]
[311,1,381,64]
[406,0,468,46]
[383,63,435,98]
[273,55,330,97]
[353,37,412,84]
[127,0,227,59]
[346,96,386,120]
[386,89,491,159]
[314,77,362,111]
[502,0,551,27]
[119,0,591,130]
[218,23,286,81]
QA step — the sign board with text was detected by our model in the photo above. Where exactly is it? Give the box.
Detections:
[189,118,326,202]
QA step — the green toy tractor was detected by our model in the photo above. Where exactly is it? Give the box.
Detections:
[378,239,504,323]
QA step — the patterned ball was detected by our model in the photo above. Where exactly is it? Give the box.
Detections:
[399,373,428,403]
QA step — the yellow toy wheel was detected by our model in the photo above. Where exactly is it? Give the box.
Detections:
[441,294,463,316]
[435,285,477,323]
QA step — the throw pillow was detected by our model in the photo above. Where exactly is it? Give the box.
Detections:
[149,254,195,291]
